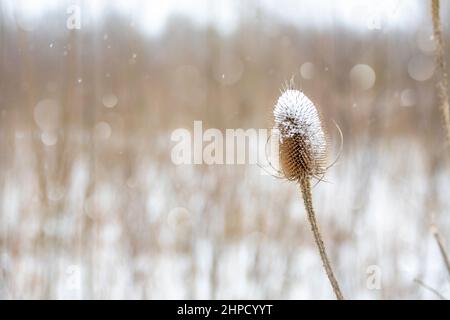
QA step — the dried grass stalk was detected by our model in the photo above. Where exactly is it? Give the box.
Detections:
[431,0,450,152]
[431,224,450,277]
[414,278,447,300]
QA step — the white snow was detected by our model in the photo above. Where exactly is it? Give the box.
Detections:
[273,89,327,154]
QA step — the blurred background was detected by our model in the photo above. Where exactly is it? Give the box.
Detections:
[0,0,449,299]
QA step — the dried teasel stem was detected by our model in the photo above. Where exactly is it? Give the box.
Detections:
[430,0,450,152]
[300,177,344,300]
[273,87,344,299]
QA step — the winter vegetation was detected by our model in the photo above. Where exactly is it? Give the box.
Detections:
[0,0,449,299]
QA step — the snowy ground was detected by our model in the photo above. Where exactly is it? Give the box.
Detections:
[1,132,449,299]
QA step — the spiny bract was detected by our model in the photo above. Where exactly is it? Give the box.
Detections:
[273,89,327,180]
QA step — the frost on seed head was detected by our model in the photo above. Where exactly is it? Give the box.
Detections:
[273,89,328,180]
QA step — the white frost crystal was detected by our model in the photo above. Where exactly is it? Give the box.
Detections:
[273,89,326,150]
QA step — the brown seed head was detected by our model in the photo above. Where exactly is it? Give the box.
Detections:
[273,89,328,181]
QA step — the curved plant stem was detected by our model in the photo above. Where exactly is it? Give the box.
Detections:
[431,0,450,152]
[300,178,344,300]
[414,278,446,300]
[431,224,450,278]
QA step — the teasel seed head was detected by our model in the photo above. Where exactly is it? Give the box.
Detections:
[272,85,344,300]
[273,89,328,181]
